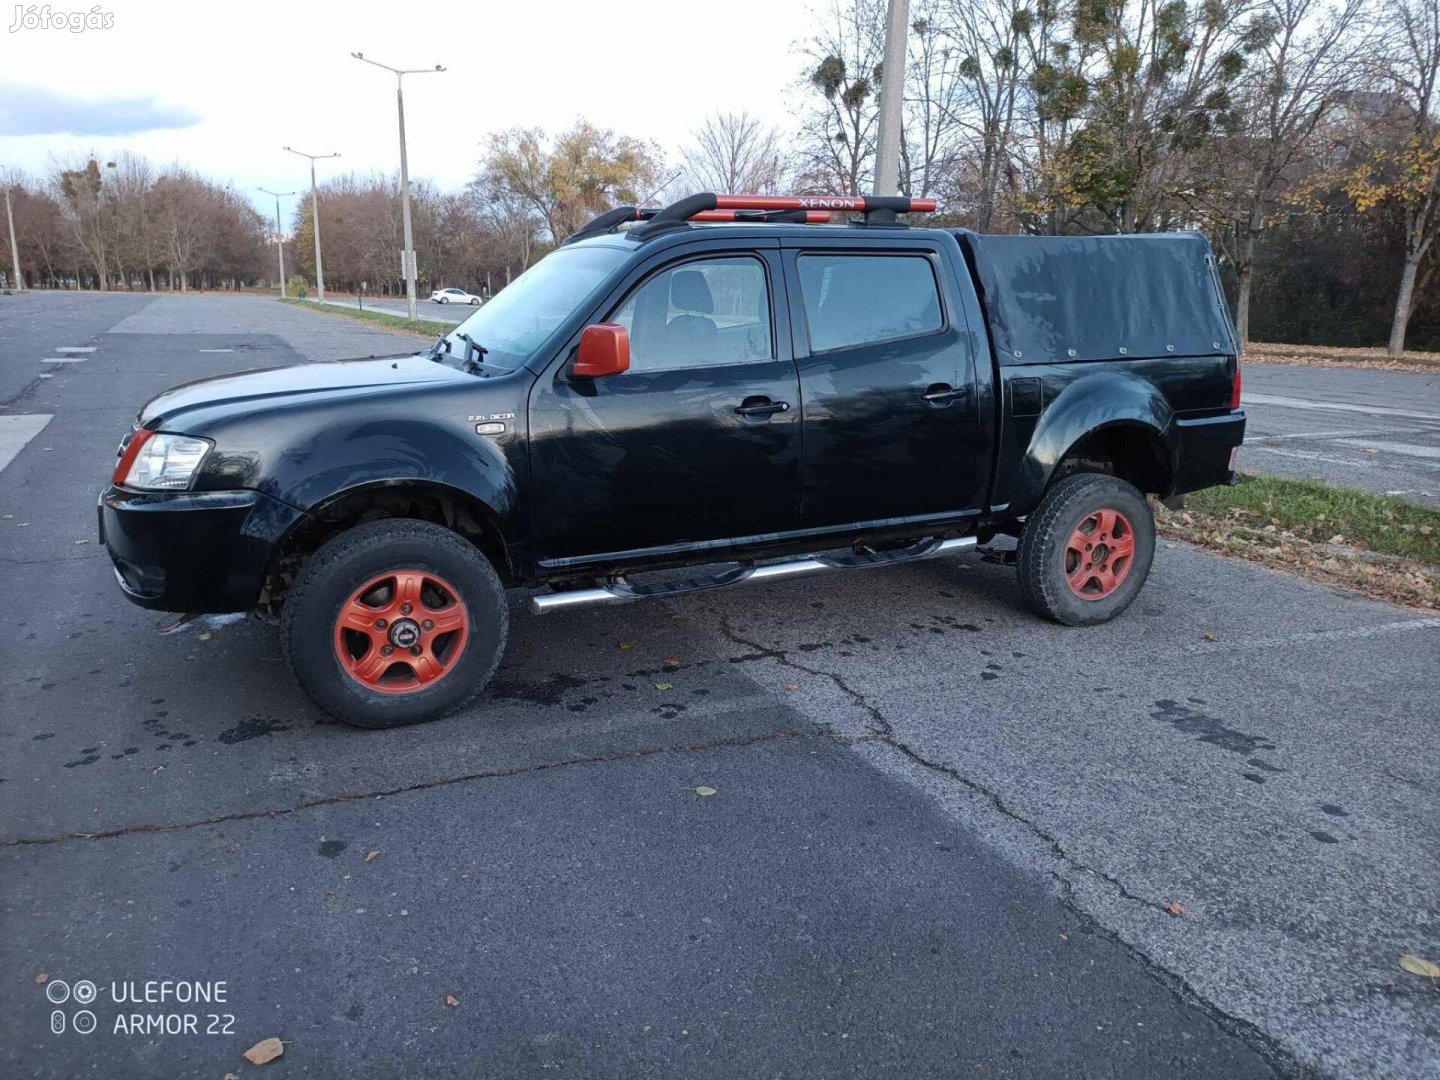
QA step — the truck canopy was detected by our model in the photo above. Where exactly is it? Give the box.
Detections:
[953,231,1235,367]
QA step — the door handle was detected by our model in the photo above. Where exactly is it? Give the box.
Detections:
[922,384,969,405]
[735,397,790,418]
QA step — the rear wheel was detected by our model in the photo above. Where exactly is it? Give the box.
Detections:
[1016,473,1154,626]
[281,519,508,728]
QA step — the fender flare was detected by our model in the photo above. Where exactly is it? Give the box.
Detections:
[263,421,521,574]
[1011,372,1176,512]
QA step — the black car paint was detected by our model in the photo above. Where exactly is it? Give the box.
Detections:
[100,223,1245,614]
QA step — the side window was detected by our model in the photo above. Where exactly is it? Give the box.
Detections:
[797,254,942,353]
[610,257,773,371]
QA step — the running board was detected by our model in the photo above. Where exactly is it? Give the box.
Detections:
[529,536,977,615]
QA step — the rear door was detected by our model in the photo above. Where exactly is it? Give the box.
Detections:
[528,242,802,564]
[782,238,983,529]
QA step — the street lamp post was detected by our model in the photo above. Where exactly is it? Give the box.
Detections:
[282,147,340,301]
[872,0,910,197]
[4,183,22,291]
[258,187,295,298]
[351,52,445,321]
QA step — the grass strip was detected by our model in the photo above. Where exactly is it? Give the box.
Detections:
[1159,474,1440,610]
[278,297,438,339]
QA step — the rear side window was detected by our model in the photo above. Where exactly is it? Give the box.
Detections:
[798,254,943,353]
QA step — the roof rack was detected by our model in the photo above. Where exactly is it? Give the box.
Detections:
[563,192,938,244]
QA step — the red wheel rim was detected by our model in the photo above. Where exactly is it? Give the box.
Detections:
[332,570,469,694]
[1064,508,1135,600]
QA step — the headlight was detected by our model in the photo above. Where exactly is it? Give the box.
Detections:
[113,430,212,490]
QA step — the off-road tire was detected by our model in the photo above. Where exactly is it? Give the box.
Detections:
[1016,473,1155,626]
[281,519,508,728]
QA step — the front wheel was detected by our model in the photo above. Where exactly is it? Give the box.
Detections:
[469,298,480,306]
[281,519,508,728]
[1016,473,1155,626]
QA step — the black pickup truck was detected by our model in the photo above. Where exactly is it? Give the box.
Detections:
[100,193,1245,728]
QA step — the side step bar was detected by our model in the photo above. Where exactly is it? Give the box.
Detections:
[530,535,977,615]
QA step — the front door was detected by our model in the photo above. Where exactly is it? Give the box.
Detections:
[785,244,983,529]
[528,249,801,564]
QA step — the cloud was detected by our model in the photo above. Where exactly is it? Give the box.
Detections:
[0,84,201,136]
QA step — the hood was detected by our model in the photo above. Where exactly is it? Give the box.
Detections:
[139,354,469,428]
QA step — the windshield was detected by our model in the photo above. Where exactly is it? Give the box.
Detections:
[436,246,628,371]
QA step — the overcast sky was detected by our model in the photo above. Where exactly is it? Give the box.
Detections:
[0,0,816,215]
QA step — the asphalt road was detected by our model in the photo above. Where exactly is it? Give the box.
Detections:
[1,292,1437,1080]
[1241,366,1440,507]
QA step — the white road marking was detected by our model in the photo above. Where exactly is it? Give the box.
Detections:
[1180,616,1440,655]
[43,357,84,363]
[53,346,95,353]
[1247,428,1419,443]
[199,349,233,353]
[1334,438,1440,461]
[1244,445,1371,467]
[0,414,53,473]
[1242,393,1440,423]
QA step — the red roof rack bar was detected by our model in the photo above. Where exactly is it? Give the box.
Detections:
[712,194,936,214]
[564,191,937,244]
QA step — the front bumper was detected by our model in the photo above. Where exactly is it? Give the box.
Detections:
[1172,411,1246,496]
[98,486,307,613]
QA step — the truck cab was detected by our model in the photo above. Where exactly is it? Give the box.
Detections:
[100,193,1244,728]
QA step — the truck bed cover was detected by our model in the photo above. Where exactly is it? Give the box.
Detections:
[953,231,1236,367]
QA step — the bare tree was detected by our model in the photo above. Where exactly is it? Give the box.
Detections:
[942,0,1029,229]
[56,158,108,288]
[1185,0,1371,342]
[681,111,788,194]
[794,0,888,194]
[1373,0,1440,354]
[900,1,968,202]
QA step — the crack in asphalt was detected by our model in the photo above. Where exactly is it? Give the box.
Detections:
[718,619,1168,910]
[0,729,804,849]
[718,618,1305,1077]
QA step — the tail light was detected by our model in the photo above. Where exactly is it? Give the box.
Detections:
[1230,355,1242,411]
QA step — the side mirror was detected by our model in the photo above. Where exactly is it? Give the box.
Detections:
[573,324,630,378]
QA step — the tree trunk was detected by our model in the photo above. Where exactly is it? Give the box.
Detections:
[1235,230,1256,345]
[1388,254,1420,357]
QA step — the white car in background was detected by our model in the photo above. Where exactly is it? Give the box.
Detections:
[429,287,482,305]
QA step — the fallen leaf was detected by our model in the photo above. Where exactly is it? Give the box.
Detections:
[694,786,717,797]
[443,992,460,1008]
[363,850,380,863]
[242,1037,284,1065]
[1201,633,1218,643]
[1399,953,1440,978]
[618,641,636,651]
[1163,902,1185,917]
[34,971,48,984]
[782,683,799,693]
[663,657,680,670]
[653,682,672,691]
[1329,534,1345,545]
[74,539,89,545]
[198,631,213,642]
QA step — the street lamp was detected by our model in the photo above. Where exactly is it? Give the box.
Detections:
[258,187,295,298]
[351,51,446,320]
[282,146,341,301]
[4,182,22,292]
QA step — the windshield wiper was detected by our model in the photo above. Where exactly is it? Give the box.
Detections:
[426,332,451,361]
[456,333,508,376]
